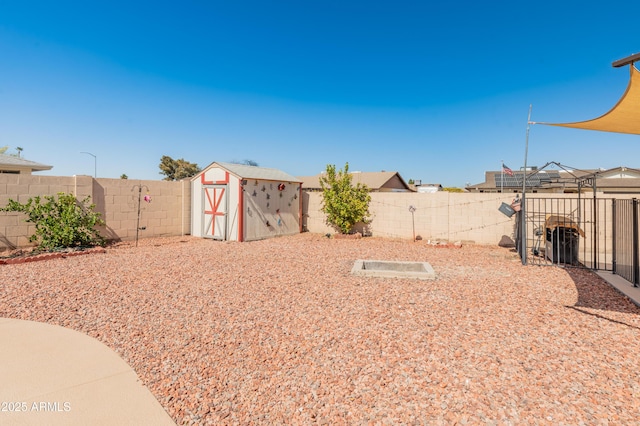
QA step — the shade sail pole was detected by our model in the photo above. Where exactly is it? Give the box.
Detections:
[521,104,533,265]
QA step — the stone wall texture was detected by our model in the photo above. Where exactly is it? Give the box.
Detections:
[3,174,631,250]
[0,175,190,250]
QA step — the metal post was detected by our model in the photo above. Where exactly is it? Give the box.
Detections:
[136,186,142,247]
[592,183,598,269]
[80,152,97,178]
[133,184,149,247]
[409,205,416,242]
[612,199,617,274]
[633,198,639,287]
[520,105,532,265]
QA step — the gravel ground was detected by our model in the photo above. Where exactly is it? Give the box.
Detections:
[2,233,640,425]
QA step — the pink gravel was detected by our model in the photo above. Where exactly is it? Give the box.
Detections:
[2,233,640,424]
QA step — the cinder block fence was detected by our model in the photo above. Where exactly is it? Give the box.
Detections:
[2,174,527,250]
[0,175,190,250]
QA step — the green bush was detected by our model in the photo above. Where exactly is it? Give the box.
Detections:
[319,162,371,234]
[1,192,105,250]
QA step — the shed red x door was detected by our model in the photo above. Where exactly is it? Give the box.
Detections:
[202,185,228,240]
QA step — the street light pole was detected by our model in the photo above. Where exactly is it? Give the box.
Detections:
[80,152,97,178]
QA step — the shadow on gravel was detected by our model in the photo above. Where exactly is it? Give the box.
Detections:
[564,267,640,329]
[565,305,640,330]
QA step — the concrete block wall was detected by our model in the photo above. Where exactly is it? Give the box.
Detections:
[4,174,631,251]
[0,175,191,250]
[303,192,522,245]
[93,178,191,242]
[0,175,94,250]
[301,191,332,235]
[303,191,635,247]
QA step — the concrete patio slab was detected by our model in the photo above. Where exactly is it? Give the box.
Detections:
[351,259,436,280]
[0,318,175,426]
[596,271,640,308]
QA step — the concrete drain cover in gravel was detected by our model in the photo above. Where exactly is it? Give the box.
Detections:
[351,259,436,280]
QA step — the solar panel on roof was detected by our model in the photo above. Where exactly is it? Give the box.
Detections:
[494,171,561,188]
[495,174,521,187]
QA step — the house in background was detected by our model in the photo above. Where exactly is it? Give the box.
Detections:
[298,171,414,192]
[191,162,302,242]
[415,183,443,193]
[467,166,640,194]
[0,154,52,174]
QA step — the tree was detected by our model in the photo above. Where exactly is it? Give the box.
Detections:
[319,162,371,234]
[120,174,128,179]
[159,156,201,181]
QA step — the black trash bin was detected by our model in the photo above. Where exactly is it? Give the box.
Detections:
[544,215,584,265]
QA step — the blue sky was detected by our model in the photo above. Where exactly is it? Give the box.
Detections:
[1,1,639,187]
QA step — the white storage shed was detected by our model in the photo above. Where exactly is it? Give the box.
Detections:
[191,162,302,242]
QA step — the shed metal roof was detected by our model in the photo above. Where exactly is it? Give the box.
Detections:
[200,162,301,183]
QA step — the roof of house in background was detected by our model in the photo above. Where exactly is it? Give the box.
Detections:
[0,154,53,172]
[467,166,640,192]
[194,161,302,183]
[298,171,413,192]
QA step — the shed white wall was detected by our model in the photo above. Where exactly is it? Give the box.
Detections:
[243,179,300,241]
[192,165,301,241]
[227,174,241,241]
[191,167,240,240]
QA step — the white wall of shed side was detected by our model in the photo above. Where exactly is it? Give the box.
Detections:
[243,179,301,241]
[191,167,241,241]
[226,174,241,241]
[192,165,301,241]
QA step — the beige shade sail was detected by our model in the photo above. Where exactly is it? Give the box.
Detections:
[538,66,640,135]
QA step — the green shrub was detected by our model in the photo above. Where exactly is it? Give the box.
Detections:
[319,162,371,234]
[1,192,105,250]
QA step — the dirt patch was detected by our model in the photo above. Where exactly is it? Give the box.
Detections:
[0,246,107,265]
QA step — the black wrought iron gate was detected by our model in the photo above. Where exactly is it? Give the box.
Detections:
[517,196,613,270]
[612,199,640,286]
[518,196,640,286]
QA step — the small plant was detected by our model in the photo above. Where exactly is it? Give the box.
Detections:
[319,162,371,234]
[1,192,105,250]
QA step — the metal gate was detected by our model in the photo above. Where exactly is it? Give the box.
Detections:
[202,185,228,240]
[613,198,640,285]
[517,197,613,270]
